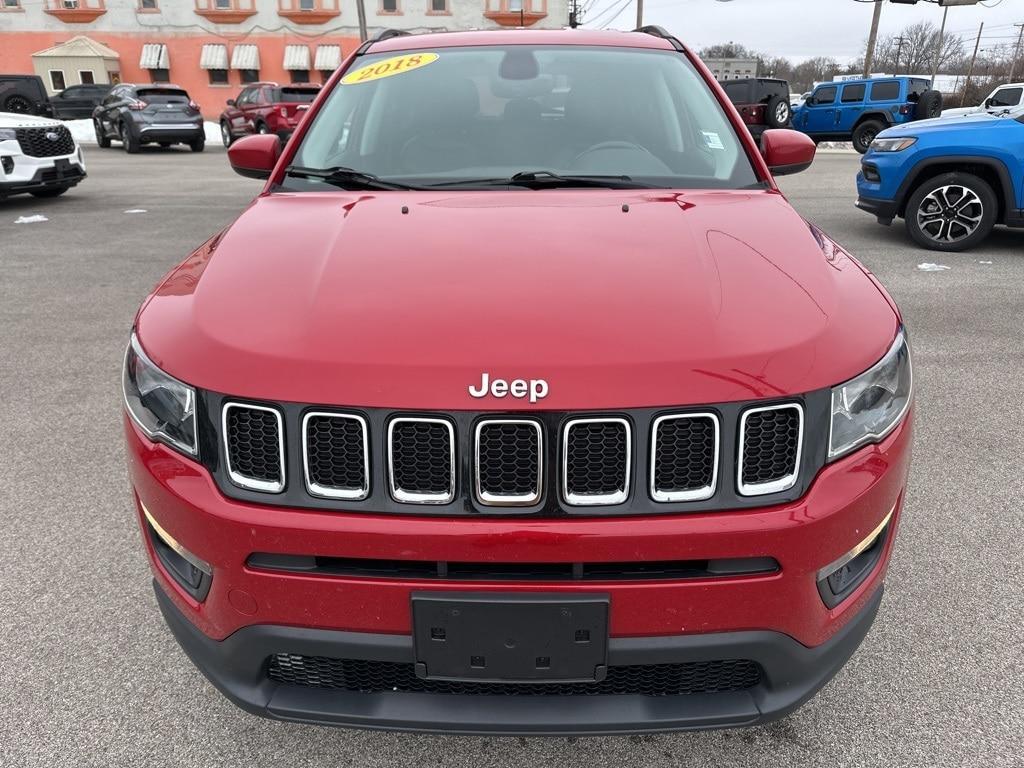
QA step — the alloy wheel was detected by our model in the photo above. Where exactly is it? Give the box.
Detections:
[916,185,984,244]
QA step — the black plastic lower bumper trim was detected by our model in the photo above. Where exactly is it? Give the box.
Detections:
[856,196,898,224]
[153,581,883,735]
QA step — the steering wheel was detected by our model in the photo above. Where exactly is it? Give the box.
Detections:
[571,140,655,166]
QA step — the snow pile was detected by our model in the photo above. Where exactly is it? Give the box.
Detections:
[65,119,222,146]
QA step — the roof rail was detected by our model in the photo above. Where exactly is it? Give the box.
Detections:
[633,25,684,52]
[356,28,413,55]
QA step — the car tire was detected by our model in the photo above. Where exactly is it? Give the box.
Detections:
[914,90,943,121]
[221,121,233,148]
[94,118,111,148]
[190,136,205,153]
[29,186,69,198]
[852,120,884,154]
[905,172,997,252]
[3,94,33,114]
[766,95,791,129]
[120,122,140,154]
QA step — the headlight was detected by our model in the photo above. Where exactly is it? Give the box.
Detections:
[829,330,912,460]
[0,128,16,141]
[123,333,198,457]
[870,137,917,153]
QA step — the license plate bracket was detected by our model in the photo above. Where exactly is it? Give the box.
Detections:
[412,592,609,684]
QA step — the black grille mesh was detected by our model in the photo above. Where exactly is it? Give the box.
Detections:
[741,407,801,486]
[653,416,716,494]
[226,406,282,484]
[16,126,76,158]
[391,420,453,496]
[477,422,540,498]
[267,655,762,696]
[306,415,366,493]
[565,421,628,498]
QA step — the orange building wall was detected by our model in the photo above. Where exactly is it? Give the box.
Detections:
[0,31,361,118]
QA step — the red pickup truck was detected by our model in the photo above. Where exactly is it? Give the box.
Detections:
[218,82,320,146]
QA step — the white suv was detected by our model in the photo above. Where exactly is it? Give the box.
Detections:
[0,111,86,199]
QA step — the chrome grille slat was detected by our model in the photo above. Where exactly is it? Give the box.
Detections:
[302,412,370,500]
[737,404,803,497]
[388,417,456,504]
[650,413,719,502]
[562,418,631,506]
[474,419,543,506]
[222,402,285,493]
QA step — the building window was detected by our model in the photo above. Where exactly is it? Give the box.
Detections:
[2,0,22,9]
[79,70,95,84]
[428,0,446,11]
[150,68,170,83]
[240,68,260,83]
[380,0,398,13]
[49,70,66,91]
[214,0,230,8]
[139,0,157,8]
[299,0,314,7]
[290,69,310,84]
[209,69,229,85]
[62,0,79,8]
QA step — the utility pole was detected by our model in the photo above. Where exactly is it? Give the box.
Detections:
[569,0,580,29]
[355,0,368,42]
[636,0,644,29]
[930,5,949,83]
[894,36,906,75]
[1009,23,1024,83]
[863,0,884,78]
[961,22,984,107]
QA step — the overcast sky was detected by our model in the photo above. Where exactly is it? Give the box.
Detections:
[585,0,1024,62]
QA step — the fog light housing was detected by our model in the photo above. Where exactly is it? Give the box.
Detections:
[817,504,894,608]
[862,164,881,183]
[1,156,13,175]
[142,502,212,601]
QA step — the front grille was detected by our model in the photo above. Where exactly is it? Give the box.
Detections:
[223,403,285,493]
[388,418,455,504]
[475,420,542,505]
[16,126,75,158]
[303,412,368,500]
[267,655,763,696]
[563,419,631,505]
[738,404,803,496]
[651,414,718,502]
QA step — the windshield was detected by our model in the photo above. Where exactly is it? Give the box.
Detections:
[287,45,759,190]
[137,88,189,104]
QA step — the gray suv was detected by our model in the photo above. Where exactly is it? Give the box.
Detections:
[92,84,204,153]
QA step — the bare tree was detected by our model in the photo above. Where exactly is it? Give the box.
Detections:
[873,21,965,75]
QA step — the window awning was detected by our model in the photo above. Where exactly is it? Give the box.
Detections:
[139,43,169,70]
[199,44,229,70]
[314,45,341,72]
[283,44,311,71]
[231,44,260,71]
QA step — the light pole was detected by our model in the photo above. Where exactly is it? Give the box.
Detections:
[863,0,884,78]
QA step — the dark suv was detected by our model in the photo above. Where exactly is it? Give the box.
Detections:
[48,83,113,120]
[722,78,792,139]
[0,74,52,116]
[92,84,205,153]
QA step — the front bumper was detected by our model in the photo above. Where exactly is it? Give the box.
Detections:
[855,195,899,225]
[128,411,912,732]
[0,141,85,197]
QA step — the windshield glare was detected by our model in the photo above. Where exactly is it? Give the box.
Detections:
[289,45,758,190]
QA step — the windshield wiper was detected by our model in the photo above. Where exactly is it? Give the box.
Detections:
[426,171,651,190]
[284,165,421,191]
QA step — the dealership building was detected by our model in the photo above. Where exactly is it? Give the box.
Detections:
[0,1,568,117]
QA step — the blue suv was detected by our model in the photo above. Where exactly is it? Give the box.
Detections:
[793,77,941,154]
[856,110,1024,251]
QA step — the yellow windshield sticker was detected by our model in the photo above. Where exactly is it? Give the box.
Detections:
[341,53,439,85]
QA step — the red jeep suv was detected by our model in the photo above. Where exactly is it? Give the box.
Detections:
[123,27,913,735]
[218,82,320,146]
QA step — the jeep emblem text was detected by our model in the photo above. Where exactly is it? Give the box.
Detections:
[469,373,548,403]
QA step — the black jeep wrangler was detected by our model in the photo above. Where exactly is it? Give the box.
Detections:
[722,78,792,140]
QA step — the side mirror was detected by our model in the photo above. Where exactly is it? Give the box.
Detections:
[983,98,992,108]
[761,129,816,177]
[226,98,236,107]
[228,134,282,180]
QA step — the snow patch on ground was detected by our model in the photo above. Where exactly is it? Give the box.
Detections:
[65,119,222,146]
[15,215,48,224]
[917,263,951,272]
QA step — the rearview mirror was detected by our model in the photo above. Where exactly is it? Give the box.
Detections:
[760,129,816,177]
[228,134,282,180]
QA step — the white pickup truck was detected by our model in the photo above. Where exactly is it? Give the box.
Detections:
[942,83,1024,119]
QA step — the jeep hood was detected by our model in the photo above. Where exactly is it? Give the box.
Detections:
[137,190,899,410]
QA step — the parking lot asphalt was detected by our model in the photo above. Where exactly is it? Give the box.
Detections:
[1,146,1021,768]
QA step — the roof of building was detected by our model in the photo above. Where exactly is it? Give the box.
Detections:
[32,35,120,60]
